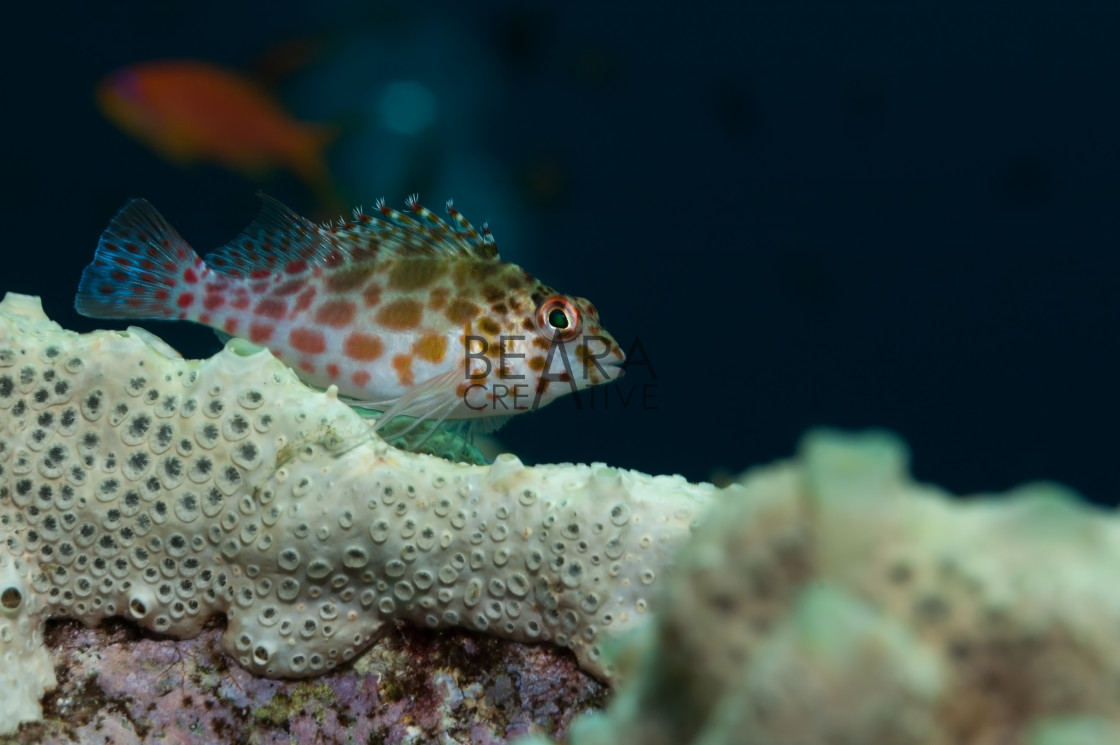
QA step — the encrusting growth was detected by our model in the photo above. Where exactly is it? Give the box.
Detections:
[0,293,715,735]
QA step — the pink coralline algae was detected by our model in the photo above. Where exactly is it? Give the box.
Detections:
[8,618,605,744]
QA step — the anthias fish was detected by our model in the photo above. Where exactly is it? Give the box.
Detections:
[96,60,337,207]
[75,196,625,431]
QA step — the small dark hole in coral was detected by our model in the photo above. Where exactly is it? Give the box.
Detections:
[1,586,22,609]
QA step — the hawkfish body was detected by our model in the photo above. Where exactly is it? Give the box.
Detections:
[76,196,625,428]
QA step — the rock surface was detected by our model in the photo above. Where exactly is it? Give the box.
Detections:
[9,616,605,744]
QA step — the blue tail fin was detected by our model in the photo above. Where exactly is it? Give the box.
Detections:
[75,199,204,320]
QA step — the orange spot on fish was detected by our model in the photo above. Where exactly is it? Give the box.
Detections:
[249,322,274,344]
[480,284,504,303]
[290,327,326,354]
[413,334,448,363]
[477,317,501,336]
[376,299,423,330]
[314,299,357,328]
[392,354,415,386]
[326,362,340,379]
[452,260,492,289]
[299,360,316,374]
[255,297,287,319]
[343,332,384,361]
[428,286,449,311]
[351,370,371,387]
[444,298,479,325]
[388,257,446,290]
[326,264,377,293]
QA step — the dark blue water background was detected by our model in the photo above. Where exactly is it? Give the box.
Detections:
[3,1,1117,502]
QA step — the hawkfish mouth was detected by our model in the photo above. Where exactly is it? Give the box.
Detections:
[582,344,626,386]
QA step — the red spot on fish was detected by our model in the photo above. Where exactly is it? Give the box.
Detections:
[326,362,340,379]
[224,318,239,335]
[361,283,382,307]
[184,267,198,284]
[203,294,225,311]
[351,370,371,387]
[199,313,211,324]
[248,322,274,344]
[153,288,169,301]
[285,259,308,274]
[249,268,271,279]
[314,299,357,328]
[290,327,326,354]
[232,294,250,310]
[294,287,317,314]
[177,293,194,308]
[343,332,384,361]
[255,297,288,320]
[273,278,306,296]
[299,360,316,374]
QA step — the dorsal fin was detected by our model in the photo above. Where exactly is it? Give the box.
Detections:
[204,193,342,278]
[205,193,499,278]
[326,194,499,261]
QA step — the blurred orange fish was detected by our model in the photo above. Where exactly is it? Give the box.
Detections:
[96,59,339,207]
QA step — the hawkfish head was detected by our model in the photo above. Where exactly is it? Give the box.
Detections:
[458,283,626,417]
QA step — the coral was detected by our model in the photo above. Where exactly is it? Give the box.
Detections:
[0,292,715,737]
[526,430,1120,745]
[15,286,1117,744]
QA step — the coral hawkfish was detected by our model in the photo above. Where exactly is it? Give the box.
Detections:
[75,196,625,432]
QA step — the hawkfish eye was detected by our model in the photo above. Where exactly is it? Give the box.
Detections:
[536,296,582,342]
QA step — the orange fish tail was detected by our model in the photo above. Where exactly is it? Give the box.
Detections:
[75,199,208,321]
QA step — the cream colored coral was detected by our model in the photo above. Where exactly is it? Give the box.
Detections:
[541,431,1120,745]
[0,292,717,736]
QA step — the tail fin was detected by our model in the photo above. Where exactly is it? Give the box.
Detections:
[75,199,205,320]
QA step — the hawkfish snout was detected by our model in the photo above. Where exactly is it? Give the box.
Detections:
[572,331,626,387]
